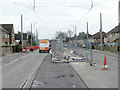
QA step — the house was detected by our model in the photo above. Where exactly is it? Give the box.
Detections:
[107,25,120,45]
[15,31,28,46]
[0,24,15,46]
[0,26,10,56]
[76,32,92,44]
[90,31,107,45]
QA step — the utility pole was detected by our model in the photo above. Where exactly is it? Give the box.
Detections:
[21,15,23,52]
[31,23,32,46]
[119,0,120,24]
[74,25,77,47]
[100,13,103,51]
[37,30,39,46]
[33,0,35,9]
[34,22,37,44]
[86,22,89,50]
[86,22,89,59]
[68,28,71,49]
[36,29,38,46]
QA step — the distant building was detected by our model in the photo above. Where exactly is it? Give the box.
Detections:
[76,32,92,44]
[107,25,120,45]
[15,31,28,46]
[90,31,107,45]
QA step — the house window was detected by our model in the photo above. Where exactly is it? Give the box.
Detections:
[2,34,5,39]
[110,34,112,38]
[118,33,120,37]
[116,33,117,37]
[5,34,7,38]
[112,33,114,37]
[12,34,14,38]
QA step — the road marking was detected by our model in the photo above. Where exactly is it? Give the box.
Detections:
[2,53,40,81]
[20,54,48,89]
[3,53,30,67]
[20,62,40,89]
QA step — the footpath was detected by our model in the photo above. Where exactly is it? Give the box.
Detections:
[64,48,118,88]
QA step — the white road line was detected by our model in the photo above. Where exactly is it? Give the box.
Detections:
[3,54,30,67]
[20,62,39,89]
[20,54,48,89]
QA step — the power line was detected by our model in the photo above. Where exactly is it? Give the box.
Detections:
[28,0,33,8]
[11,1,46,24]
[75,0,103,25]
[11,2,33,9]
[33,9,46,24]
[63,0,103,30]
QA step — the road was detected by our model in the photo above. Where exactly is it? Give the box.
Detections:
[2,48,88,89]
[31,53,88,88]
[2,43,118,88]
[2,50,47,88]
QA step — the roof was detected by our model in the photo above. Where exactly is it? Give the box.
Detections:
[15,33,28,40]
[90,32,107,39]
[0,24,13,34]
[107,25,120,34]
[15,34,20,40]
[0,26,9,33]
[76,32,92,40]
[23,33,27,40]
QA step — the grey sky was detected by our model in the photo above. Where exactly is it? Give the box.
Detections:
[0,0,118,39]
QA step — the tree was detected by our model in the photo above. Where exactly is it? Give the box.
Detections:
[67,29,73,38]
[55,31,67,39]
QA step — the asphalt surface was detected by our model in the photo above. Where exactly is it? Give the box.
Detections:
[2,50,47,88]
[31,53,88,88]
[2,52,28,66]
[71,47,118,71]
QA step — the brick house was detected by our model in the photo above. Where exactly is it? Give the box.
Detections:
[76,32,92,44]
[107,25,120,45]
[0,26,10,56]
[15,31,28,46]
[90,32,107,45]
[0,24,15,46]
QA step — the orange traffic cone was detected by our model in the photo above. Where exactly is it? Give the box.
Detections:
[101,56,110,70]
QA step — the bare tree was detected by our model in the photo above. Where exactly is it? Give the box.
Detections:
[67,29,73,38]
[55,31,67,39]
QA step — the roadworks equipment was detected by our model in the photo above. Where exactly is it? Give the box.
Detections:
[101,56,110,70]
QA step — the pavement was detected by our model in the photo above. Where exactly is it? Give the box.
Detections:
[65,48,118,88]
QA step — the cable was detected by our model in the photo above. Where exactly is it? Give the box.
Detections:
[10,2,33,9]
[75,0,103,25]
[33,9,47,24]
[28,0,33,8]
[10,1,46,25]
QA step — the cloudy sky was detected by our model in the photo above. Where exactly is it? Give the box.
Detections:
[0,0,118,39]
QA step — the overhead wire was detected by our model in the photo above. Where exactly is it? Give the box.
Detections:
[75,0,103,25]
[33,9,47,24]
[28,0,33,8]
[11,1,46,25]
[10,2,33,9]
